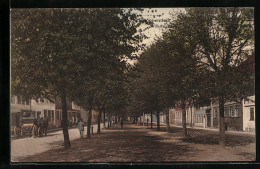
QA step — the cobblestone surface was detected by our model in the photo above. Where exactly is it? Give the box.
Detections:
[17,121,255,162]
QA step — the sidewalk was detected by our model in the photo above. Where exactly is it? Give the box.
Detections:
[18,121,255,162]
[169,124,255,136]
[137,121,255,136]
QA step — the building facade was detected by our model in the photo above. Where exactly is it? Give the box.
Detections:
[31,98,56,127]
[242,96,255,132]
[212,99,245,131]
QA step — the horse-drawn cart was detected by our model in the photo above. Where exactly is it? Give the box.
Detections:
[20,117,35,137]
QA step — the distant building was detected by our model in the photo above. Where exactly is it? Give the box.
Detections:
[211,96,255,132]
[10,95,31,128]
[55,98,72,127]
[31,98,55,127]
[10,95,56,131]
[243,96,255,132]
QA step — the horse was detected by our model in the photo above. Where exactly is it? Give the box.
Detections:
[37,119,48,137]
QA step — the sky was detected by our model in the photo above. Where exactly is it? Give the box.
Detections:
[137,8,184,46]
[128,8,185,64]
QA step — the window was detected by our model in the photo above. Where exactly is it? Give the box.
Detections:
[224,107,227,117]
[11,96,15,104]
[44,109,47,118]
[250,108,254,121]
[48,110,51,121]
[235,105,239,117]
[229,106,233,117]
[56,111,59,120]
[32,111,35,117]
[22,98,26,105]
[37,111,41,119]
[26,98,29,105]
[17,96,22,104]
[52,110,54,121]
[214,108,218,118]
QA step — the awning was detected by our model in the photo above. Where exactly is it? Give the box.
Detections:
[194,108,210,115]
[71,109,81,113]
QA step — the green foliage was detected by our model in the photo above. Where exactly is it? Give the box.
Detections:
[11,8,147,104]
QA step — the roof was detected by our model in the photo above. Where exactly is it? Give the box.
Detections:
[175,101,190,111]
[72,109,81,113]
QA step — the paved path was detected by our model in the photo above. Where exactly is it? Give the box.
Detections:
[11,122,108,161]
[17,121,255,162]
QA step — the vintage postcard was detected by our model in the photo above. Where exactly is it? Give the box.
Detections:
[10,7,255,163]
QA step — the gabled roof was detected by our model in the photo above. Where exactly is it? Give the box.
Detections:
[175,101,190,111]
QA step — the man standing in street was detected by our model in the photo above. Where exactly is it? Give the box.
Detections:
[78,118,84,139]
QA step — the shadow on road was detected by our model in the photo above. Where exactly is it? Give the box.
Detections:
[19,122,197,162]
[156,125,255,147]
[18,121,255,162]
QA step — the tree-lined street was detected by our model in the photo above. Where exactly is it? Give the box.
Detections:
[11,7,255,162]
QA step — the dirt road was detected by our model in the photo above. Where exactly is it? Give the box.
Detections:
[16,121,255,162]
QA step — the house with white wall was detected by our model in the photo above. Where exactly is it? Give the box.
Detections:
[242,96,255,132]
[31,98,56,127]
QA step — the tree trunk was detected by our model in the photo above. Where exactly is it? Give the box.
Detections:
[156,110,160,130]
[115,115,118,124]
[181,101,188,137]
[107,112,110,128]
[165,108,170,132]
[121,118,123,128]
[190,104,193,127]
[97,109,102,134]
[103,109,106,128]
[219,97,226,147]
[151,112,153,129]
[87,107,92,138]
[61,95,70,149]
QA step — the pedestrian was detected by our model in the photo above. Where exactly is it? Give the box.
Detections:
[78,118,84,139]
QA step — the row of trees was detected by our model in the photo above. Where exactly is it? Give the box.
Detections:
[11,7,254,149]
[128,7,254,146]
[11,8,149,149]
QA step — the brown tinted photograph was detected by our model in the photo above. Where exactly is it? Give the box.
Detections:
[10,8,255,162]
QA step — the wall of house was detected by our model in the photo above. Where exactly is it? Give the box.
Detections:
[243,96,255,132]
[192,105,210,128]
[227,104,243,131]
[212,100,243,131]
[31,98,56,126]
